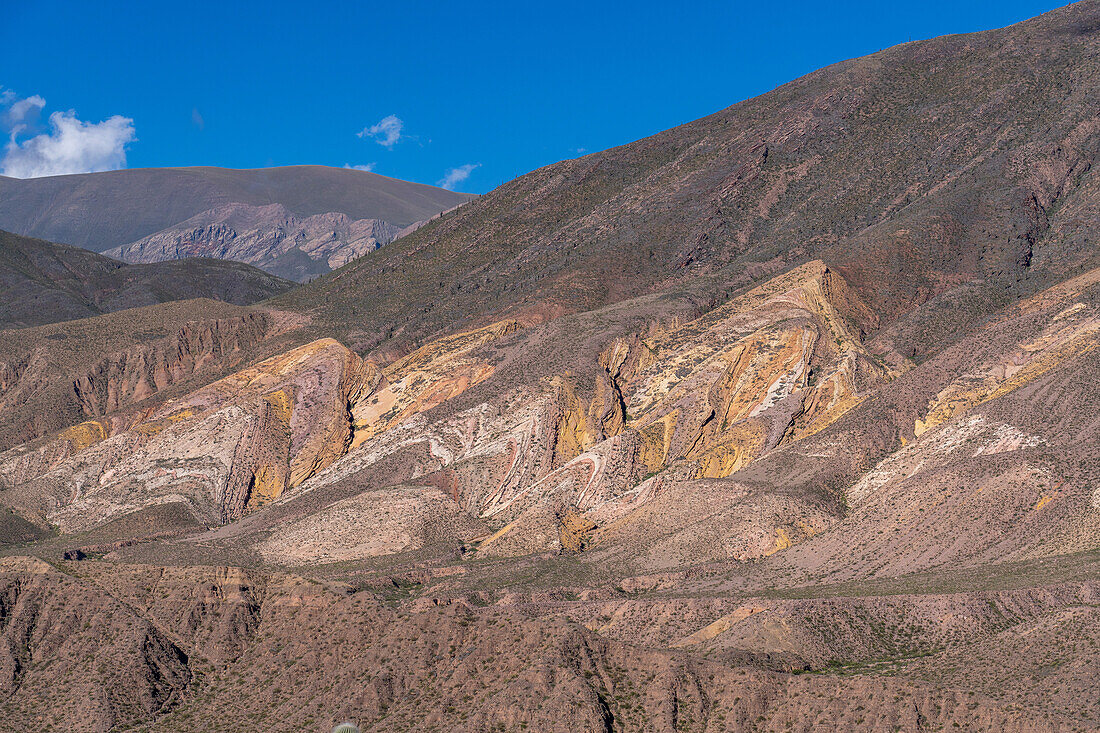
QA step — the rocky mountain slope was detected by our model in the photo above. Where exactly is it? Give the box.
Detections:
[0,298,308,453]
[3,254,1099,729]
[0,229,293,328]
[274,0,1100,359]
[2,3,1100,731]
[105,203,404,281]
[4,554,1094,732]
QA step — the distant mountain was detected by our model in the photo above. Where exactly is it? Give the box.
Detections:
[0,229,293,328]
[0,165,473,253]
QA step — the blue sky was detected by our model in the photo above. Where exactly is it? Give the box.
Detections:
[1,0,1064,192]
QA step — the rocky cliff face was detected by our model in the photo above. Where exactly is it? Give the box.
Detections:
[0,263,886,550]
[2,338,371,530]
[0,301,302,458]
[106,203,406,281]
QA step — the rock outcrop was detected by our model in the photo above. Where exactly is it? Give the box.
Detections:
[0,303,295,452]
[199,263,888,561]
[106,203,406,281]
[0,264,884,547]
[2,338,370,530]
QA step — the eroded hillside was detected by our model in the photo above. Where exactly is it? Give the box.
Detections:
[2,4,1100,732]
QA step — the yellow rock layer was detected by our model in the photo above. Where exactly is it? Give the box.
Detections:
[82,338,371,516]
[630,326,812,479]
[622,262,886,482]
[551,379,597,463]
[764,527,792,556]
[635,411,679,475]
[788,353,871,440]
[58,420,110,453]
[671,604,769,647]
[916,320,1100,436]
[130,407,197,438]
[549,375,628,466]
[247,463,287,509]
[1034,493,1057,511]
[692,423,768,479]
[263,388,293,424]
[913,269,1100,437]
[350,320,519,447]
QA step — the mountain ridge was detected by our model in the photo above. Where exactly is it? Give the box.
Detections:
[0,164,473,252]
[0,228,294,329]
[272,0,1100,361]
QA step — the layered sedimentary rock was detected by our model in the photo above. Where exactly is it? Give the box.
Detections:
[349,319,519,447]
[235,262,892,561]
[13,259,1099,573]
[619,261,886,475]
[732,264,1100,583]
[5,8,1100,731]
[2,339,372,530]
[0,304,294,452]
[255,260,1100,569]
[0,263,884,551]
[914,286,1100,437]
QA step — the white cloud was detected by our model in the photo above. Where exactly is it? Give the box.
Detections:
[358,114,403,148]
[8,95,45,125]
[343,162,376,172]
[191,107,204,130]
[1,90,46,140]
[2,109,136,178]
[437,163,480,191]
